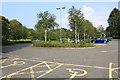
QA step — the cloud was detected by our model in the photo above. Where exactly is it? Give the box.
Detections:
[81,5,107,28]
[81,5,94,14]
[61,13,69,29]
[55,13,69,29]
[57,5,108,29]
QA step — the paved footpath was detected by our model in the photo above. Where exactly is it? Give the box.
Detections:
[1,39,119,79]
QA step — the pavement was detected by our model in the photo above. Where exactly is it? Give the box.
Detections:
[1,39,119,79]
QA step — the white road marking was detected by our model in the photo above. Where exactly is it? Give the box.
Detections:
[0,57,120,79]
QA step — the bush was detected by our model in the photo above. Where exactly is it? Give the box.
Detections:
[2,38,14,45]
[83,39,91,43]
[8,39,32,43]
[78,41,94,47]
[33,41,61,47]
[32,41,95,48]
[112,36,120,39]
[107,37,113,41]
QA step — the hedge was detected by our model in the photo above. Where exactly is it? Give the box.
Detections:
[32,41,95,48]
[8,39,32,43]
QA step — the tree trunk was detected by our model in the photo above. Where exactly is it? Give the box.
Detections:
[78,33,79,42]
[45,29,47,42]
[75,22,77,43]
[84,33,85,40]
[90,36,91,40]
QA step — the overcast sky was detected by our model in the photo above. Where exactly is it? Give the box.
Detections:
[1,2,118,29]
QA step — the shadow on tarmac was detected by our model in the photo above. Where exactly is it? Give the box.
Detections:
[2,43,32,53]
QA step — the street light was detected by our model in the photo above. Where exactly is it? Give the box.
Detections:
[56,6,66,43]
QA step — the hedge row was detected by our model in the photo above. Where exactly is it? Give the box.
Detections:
[32,41,95,47]
[2,39,32,45]
[8,39,32,43]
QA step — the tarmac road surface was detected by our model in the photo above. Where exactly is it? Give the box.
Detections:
[1,39,119,79]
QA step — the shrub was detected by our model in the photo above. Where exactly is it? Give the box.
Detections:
[107,37,113,41]
[2,38,14,45]
[33,41,61,47]
[78,41,94,47]
[8,39,32,43]
[83,39,91,43]
[33,41,95,48]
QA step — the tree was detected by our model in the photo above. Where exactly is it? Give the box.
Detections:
[35,11,58,41]
[97,25,104,32]
[0,16,10,39]
[81,20,96,39]
[9,19,28,39]
[68,6,84,43]
[106,8,120,38]
[0,16,10,45]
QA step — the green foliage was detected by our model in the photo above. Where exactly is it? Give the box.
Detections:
[68,6,84,31]
[47,30,59,40]
[82,20,97,38]
[83,39,91,43]
[68,6,99,42]
[35,11,58,41]
[107,37,112,41]
[79,41,94,47]
[8,39,32,43]
[33,41,61,47]
[0,16,10,39]
[9,19,29,39]
[1,5,101,46]
[2,37,14,45]
[33,41,94,47]
[106,8,120,38]
[97,25,104,32]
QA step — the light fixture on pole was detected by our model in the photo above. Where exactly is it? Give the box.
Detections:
[56,6,65,43]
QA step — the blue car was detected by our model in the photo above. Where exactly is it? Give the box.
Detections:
[91,37,109,43]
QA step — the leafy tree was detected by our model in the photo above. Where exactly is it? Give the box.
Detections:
[0,16,10,45]
[35,11,58,41]
[68,6,84,43]
[81,20,96,39]
[9,19,28,39]
[0,16,10,39]
[97,25,104,32]
[20,26,29,39]
[47,29,59,40]
[106,8,120,38]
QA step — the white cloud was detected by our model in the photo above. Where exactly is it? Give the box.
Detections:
[81,5,94,14]
[81,5,107,28]
[55,13,69,29]
[57,5,108,29]
[61,13,69,29]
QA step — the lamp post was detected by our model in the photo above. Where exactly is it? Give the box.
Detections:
[56,7,65,43]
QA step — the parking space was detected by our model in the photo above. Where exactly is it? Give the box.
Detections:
[0,57,119,79]
[1,39,119,79]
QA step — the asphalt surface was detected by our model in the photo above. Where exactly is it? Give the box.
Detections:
[1,39,119,79]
